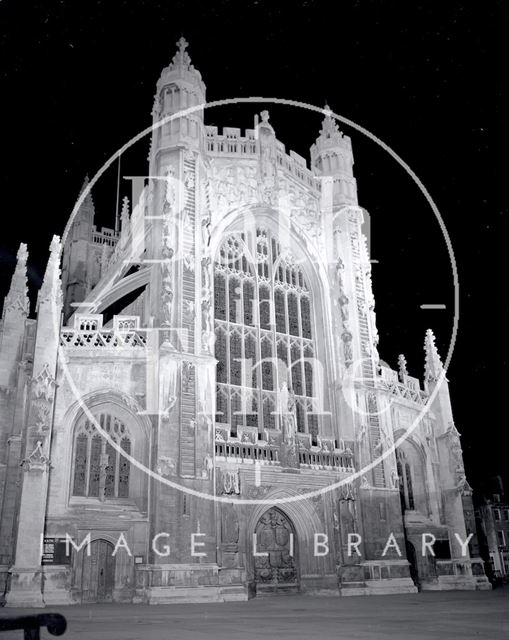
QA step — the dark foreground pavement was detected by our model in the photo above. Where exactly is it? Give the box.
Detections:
[2,588,509,640]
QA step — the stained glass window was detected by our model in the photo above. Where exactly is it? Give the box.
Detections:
[214,228,317,436]
[243,280,254,326]
[71,414,131,499]
[118,438,131,498]
[214,273,226,320]
[288,293,299,336]
[215,328,227,384]
[230,330,242,385]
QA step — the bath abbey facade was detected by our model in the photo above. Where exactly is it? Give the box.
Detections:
[0,39,489,606]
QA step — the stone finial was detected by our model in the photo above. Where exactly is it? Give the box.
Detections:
[397,354,408,380]
[120,196,130,248]
[177,36,188,55]
[320,103,341,138]
[260,110,270,123]
[170,35,193,70]
[79,175,89,192]
[3,243,29,317]
[424,328,444,382]
[121,196,130,229]
[77,175,95,221]
[37,235,62,309]
[310,102,352,167]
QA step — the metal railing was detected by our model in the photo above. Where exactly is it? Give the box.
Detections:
[0,613,66,639]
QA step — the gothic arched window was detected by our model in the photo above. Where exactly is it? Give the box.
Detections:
[214,228,316,436]
[72,413,131,499]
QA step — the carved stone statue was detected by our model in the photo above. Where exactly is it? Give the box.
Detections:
[278,380,297,444]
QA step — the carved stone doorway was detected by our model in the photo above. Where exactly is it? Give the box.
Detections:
[254,508,299,595]
[81,539,115,603]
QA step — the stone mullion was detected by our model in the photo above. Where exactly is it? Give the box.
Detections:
[253,249,265,434]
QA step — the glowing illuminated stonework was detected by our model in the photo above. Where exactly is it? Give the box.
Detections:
[0,39,489,606]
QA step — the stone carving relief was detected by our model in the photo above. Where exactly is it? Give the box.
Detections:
[30,363,57,433]
[340,481,356,501]
[218,469,240,495]
[181,361,194,393]
[201,455,213,479]
[157,456,176,477]
[444,422,471,494]
[278,178,321,241]
[334,254,354,366]
[207,161,258,216]
[161,164,176,339]
[21,440,49,472]
[201,296,213,354]
[183,300,195,324]
[247,484,272,499]
[257,111,278,205]
[199,254,213,355]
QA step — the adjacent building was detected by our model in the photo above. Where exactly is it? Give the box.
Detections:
[476,479,509,580]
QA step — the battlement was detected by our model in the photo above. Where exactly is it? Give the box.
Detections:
[205,125,319,190]
[378,364,428,405]
[205,125,257,155]
[91,225,118,247]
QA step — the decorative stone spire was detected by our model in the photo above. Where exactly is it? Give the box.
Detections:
[164,35,202,81]
[312,104,351,153]
[3,243,29,317]
[77,175,95,223]
[424,328,445,383]
[120,196,130,248]
[310,103,357,206]
[397,354,408,380]
[171,37,191,69]
[152,36,206,152]
[37,235,62,309]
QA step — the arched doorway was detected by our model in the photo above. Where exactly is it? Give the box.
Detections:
[81,539,115,603]
[253,508,298,595]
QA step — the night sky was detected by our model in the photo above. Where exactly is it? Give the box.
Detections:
[0,1,507,494]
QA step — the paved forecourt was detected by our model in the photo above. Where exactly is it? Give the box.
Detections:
[1,589,508,640]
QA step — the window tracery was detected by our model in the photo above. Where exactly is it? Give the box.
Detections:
[214,228,317,436]
[72,413,131,499]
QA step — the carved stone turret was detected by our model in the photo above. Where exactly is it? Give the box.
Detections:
[151,37,206,156]
[61,177,95,320]
[424,328,445,385]
[310,105,357,207]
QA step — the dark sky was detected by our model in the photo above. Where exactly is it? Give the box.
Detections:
[0,0,507,494]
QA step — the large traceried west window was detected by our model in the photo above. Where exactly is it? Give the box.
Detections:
[214,228,318,441]
[72,413,131,499]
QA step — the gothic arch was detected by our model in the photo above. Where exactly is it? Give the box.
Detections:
[246,487,333,584]
[61,389,151,511]
[246,488,325,549]
[394,432,430,517]
[210,205,337,441]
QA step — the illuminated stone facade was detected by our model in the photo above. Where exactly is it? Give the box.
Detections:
[0,39,489,606]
